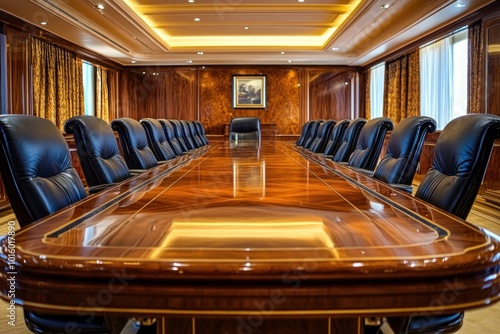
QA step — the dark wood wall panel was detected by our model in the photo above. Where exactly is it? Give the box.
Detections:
[199,67,302,135]
[118,68,198,121]
[5,26,29,115]
[308,70,355,121]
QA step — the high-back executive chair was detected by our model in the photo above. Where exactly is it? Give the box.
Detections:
[64,115,131,192]
[296,120,314,147]
[229,117,261,141]
[308,120,336,153]
[347,117,394,171]
[111,118,158,170]
[332,118,367,163]
[188,120,205,147]
[0,115,108,333]
[302,119,324,149]
[158,119,184,156]
[372,116,436,187]
[140,118,177,161]
[386,113,500,334]
[168,119,191,152]
[180,120,198,149]
[195,121,209,146]
[323,119,350,158]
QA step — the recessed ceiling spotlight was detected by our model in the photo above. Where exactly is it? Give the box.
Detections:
[187,60,193,63]
[96,4,105,10]
[197,51,204,55]
[244,26,249,30]
[188,0,195,3]
[332,47,340,51]
[298,0,305,3]
[131,60,137,64]
[454,2,466,8]
[281,51,285,55]
[288,60,292,63]
[381,4,390,9]
[194,18,200,21]
[40,21,47,25]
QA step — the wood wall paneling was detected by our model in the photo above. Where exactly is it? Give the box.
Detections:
[485,16,500,116]
[5,26,29,115]
[308,70,355,121]
[199,67,302,135]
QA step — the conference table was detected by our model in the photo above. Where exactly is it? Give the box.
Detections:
[1,140,500,334]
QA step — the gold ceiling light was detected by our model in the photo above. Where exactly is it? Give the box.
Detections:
[122,0,363,50]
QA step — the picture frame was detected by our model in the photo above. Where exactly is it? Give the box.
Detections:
[232,75,266,108]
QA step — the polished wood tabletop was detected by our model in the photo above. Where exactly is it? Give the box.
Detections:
[1,141,499,328]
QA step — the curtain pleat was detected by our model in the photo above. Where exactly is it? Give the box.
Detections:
[468,20,483,114]
[365,70,371,119]
[31,37,84,129]
[384,50,420,124]
[96,66,110,122]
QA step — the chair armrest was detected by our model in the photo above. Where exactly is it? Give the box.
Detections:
[88,183,119,194]
[389,184,413,193]
[349,167,374,176]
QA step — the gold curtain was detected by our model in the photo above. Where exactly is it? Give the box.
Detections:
[31,37,83,129]
[365,70,371,119]
[468,20,483,114]
[383,49,420,123]
[96,66,110,122]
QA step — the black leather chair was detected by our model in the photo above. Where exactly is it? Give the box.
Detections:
[323,119,350,158]
[386,113,500,334]
[111,118,158,170]
[195,121,209,146]
[303,119,324,149]
[0,115,108,333]
[308,120,336,153]
[347,117,394,171]
[159,119,185,156]
[168,119,191,152]
[372,116,437,187]
[140,118,177,161]
[188,120,205,147]
[296,120,314,146]
[180,120,198,149]
[229,117,261,141]
[332,118,367,163]
[64,115,131,192]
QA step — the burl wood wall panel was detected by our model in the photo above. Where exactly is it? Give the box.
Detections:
[199,67,302,135]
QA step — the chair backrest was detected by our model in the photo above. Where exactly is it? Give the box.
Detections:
[64,115,131,188]
[180,120,198,149]
[303,120,324,149]
[0,115,87,227]
[372,116,437,185]
[140,118,177,161]
[323,119,350,157]
[308,120,336,153]
[159,119,184,155]
[415,114,500,219]
[111,118,158,170]
[195,121,209,145]
[332,118,367,162]
[188,121,205,147]
[296,121,314,146]
[229,117,261,141]
[169,119,190,152]
[347,117,394,170]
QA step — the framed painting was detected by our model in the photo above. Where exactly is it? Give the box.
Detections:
[232,75,266,108]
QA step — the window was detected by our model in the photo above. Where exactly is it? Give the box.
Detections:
[369,63,385,118]
[420,29,468,129]
[82,61,95,116]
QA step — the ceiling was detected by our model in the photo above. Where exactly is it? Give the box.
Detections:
[0,0,495,67]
